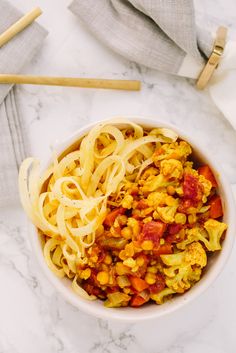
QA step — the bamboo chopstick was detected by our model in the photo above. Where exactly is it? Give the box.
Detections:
[0,7,42,48]
[0,74,141,91]
[0,8,140,91]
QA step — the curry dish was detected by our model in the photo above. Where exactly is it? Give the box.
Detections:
[19,119,227,308]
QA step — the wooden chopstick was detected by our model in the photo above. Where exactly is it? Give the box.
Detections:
[0,7,42,48]
[0,9,141,92]
[0,74,141,91]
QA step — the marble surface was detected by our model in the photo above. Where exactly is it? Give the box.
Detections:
[1,0,236,352]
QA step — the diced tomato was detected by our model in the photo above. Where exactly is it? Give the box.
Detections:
[97,249,106,263]
[130,294,147,307]
[132,213,141,220]
[113,225,121,234]
[198,165,217,187]
[197,212,210,225]
[209,195,223,218]
[165,233,184,244]
[83,283,101,297]
[82,283,93,295]
[106,286,120,294]
[130,187,139,196]
[167,224,182,235]
[136,199,148,209]
[149,284,159,294]
[103,207,125,227]
[183,174,203,202]
[129,276,149,292]
[149,274,165,294]
[88,269,100,286]
[153,244,173,256]
[142,221,166,244]
[165,224,184,243]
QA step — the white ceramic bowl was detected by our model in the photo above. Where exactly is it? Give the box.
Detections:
[30,117,236,321]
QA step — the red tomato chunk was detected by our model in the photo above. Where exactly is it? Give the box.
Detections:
[183,174,203,202]
[209,195,223,218]
[142,221,166,244]
[198,165,217,187]
[104,207,125,227]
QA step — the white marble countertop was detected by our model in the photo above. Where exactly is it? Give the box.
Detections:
[1,0,236,352]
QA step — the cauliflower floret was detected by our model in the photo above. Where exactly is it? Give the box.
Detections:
[177,227,209,250]
[161,242,207,267]
[184,161,194,168]
[161,251,184,266]
[141,174,174,193]
[151,288,176,304]
[156,205,178,223]
[142,167,159,180]
[147,192,178,209]
[153,141,192,165]
[204,219,227,251]
[183,164,198,177]
[188,267,202,283]
[199,175,212,203]
[161,242,207,293]
[147,192,169,207]
[165,265,197,293]
[127,217,140,237]
[104,292,130,308]
[184,242,207,267]
[121,194,133,209]
[177,220,227,251]
[160,159,183,180]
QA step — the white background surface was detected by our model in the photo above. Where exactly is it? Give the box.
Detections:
[1,0,236,352]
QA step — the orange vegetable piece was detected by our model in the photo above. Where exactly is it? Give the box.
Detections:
[153,244,173,256]
[103,207,125,227]
[198,165,217,187]
[209,196,223,218]
[129,276,149,292]
[130,295,147,307]
[136,199,148,209]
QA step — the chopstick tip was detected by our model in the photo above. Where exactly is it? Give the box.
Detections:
[34,7,43,16]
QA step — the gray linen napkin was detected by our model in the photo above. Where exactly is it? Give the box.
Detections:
[69,1,236,198]
[69,0,213,75]
[0,0,47,207]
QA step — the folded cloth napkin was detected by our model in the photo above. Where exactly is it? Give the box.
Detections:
[0,0,47,207]
[69,0,236,130]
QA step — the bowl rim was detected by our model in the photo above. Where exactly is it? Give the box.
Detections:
[29,116,236,321]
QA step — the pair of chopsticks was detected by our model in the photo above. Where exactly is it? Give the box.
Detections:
[0,8,141,91]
